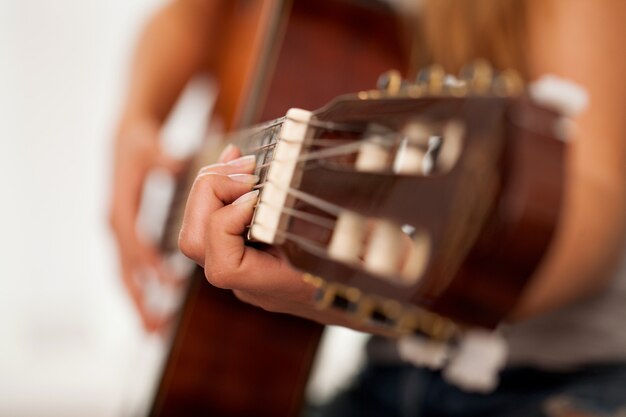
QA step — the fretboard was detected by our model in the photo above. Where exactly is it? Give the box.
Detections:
[161,117,286,252]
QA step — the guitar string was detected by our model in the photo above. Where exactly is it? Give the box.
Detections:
[164,132,397,245]
[164,118,392,246]
[163,135,400,248]
[231,117,362,154]
[179,129,403,214]
[249,223,331,259]
[237,124,402,253]
[248,137,359,155]
[252,133,398,175]
[245,181,348,235]
[247,137,361,158]
[237,129,401,244]
[164,137,367,247]
[253,201,336,230]
[248,224,373,275]
[161,117,358,247]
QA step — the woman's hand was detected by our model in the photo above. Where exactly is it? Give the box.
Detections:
[109,120,183,332]
[179,146,317,314]
[179,146,394,333]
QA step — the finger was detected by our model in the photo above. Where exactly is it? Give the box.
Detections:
[179,170,258,264]
[198,154,255,176]
[202,191,308,297]
[140,243,180,286]
[183,155,256,243]
[233,287,316,313]
[203,190,265,285]
[143,310,169,333]
[120,261,165,333]
[218,144,241,163]
[109,169,145,240]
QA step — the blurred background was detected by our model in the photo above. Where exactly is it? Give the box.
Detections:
[0,1,171,415]
[0,1,368,416]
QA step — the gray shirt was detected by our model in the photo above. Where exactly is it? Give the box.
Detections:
[504,252,626,368]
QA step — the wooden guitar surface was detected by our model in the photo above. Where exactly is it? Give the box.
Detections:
[149,1,409,416]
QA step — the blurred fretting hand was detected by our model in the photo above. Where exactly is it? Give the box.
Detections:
[108,0,227,331]
[110,120,183,332]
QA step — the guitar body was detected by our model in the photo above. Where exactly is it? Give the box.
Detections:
[150,1,409,416]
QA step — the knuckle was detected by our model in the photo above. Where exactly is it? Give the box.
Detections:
[259,302,279,313]
[193,172,218,188]
[204,215,221,244]
[178,228,201,262]
[204,263,232,289]
[192,172,226,196]
[234,290,280,313]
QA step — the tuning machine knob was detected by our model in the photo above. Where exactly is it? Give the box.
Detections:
[493,69,523,96]
[460,59,494,95]
[376,69,403,95]
[416,64,445,95]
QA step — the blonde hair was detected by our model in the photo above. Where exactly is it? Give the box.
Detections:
[412,0,528,79]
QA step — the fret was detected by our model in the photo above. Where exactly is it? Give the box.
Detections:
[161,116,287,251]
[256,123,281,185]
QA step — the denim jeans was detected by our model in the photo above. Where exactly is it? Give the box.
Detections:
[308,362,626,417]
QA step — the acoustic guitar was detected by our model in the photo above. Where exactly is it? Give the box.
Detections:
[149,1,409,416]
[235,60,568,345]
[211,61,572,393]
[149,0,574,413]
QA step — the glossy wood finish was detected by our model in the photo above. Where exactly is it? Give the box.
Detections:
[151,279,322,417]
[279,96,563,328]
[258,0,410,121]
[150,1,409,416]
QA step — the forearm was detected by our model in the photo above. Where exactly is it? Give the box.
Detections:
[511,0,626,319]
[512,163,626,319]
[120,0,228,128]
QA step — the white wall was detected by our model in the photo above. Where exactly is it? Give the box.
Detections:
[0,1,170,416]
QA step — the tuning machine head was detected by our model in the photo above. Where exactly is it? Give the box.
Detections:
[460,59,494,94]
[493,69,523,96]
[416,64,446,95]
[366,61,523,100]
[304,273,461,341]
[376,69,403,95]
[460,60,523,97]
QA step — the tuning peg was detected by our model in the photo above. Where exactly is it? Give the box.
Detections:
[442,75,468,96]
[493,69,523,96]
[368,299,403,327]
[308,275,364,315]
[377,69,403,95]
[460,59,494,95]
[416,64,445,95]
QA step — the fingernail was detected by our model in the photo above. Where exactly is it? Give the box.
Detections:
[218,144,237,163]
[232,190,259,206]
[228,174,259,184]
[226,155,256,168]
[198,163,225,174]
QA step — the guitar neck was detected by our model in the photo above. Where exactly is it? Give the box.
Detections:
[160,116,286,252]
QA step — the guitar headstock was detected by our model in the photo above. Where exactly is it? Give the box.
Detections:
[246,61,573,340]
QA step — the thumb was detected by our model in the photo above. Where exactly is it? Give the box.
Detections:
[203,190,259,280]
